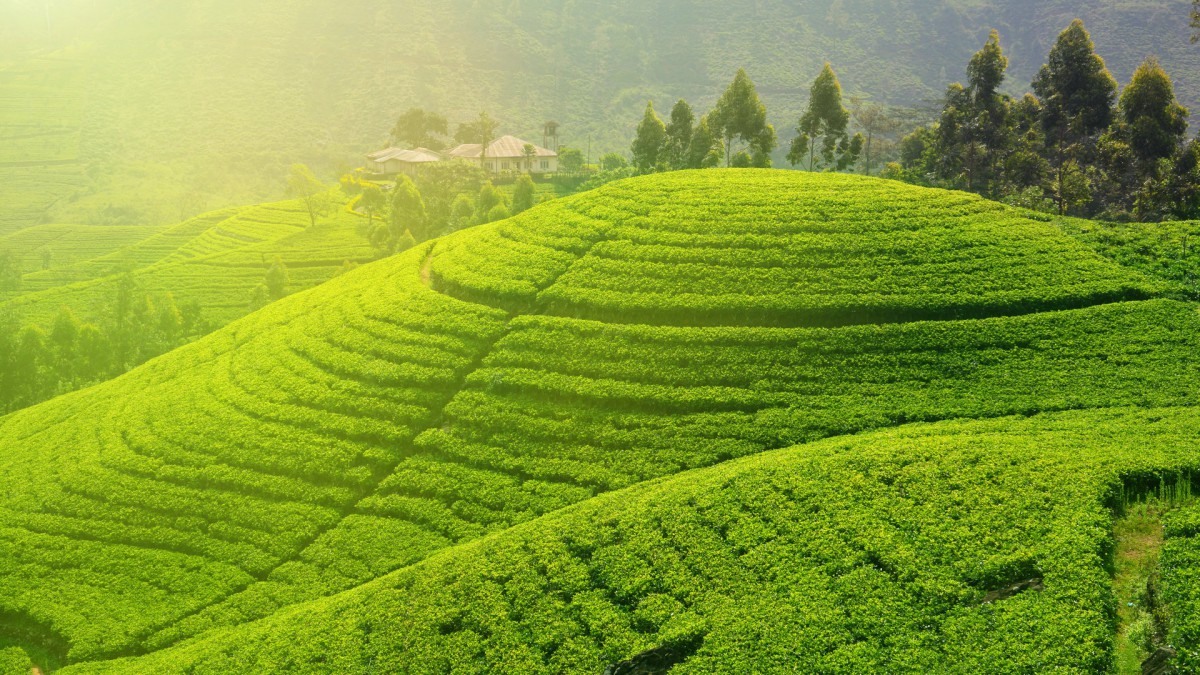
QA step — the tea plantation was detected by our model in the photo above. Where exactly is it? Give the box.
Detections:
[1,193,374,328]
[3,170,1200,673]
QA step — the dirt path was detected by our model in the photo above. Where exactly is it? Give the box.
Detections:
[419,244,435,287]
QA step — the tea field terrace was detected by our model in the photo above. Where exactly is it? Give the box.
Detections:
[0,170,1198,672]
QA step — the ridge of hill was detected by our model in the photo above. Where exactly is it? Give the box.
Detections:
[1,170,1199,672]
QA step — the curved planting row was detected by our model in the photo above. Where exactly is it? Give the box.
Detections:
[0,170,1197,672]
[64,408,1200,674]
[430,171,1165,327]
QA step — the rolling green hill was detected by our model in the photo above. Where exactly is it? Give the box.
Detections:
[1,170,1200,672]
[1,0,1198,231]
[0,193,374,329]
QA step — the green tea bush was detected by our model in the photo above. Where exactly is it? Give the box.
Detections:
[1,170,1198,672]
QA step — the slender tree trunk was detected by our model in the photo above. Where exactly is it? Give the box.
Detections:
[865,130,874,175]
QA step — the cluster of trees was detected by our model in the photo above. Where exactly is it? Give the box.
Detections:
[629,66,876,175]
[895,21,1200,221]
[629,69,775,172]
[345,169,539,256]
[0,276,209,412]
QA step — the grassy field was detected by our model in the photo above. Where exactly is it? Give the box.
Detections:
[0,170,1199,671]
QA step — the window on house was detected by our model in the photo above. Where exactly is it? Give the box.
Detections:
[541,160,549,170]
[502,161,509,170]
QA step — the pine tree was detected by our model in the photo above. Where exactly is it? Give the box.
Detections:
[710,69,774,166]
[631,101,667,173]
[789,63,851,171]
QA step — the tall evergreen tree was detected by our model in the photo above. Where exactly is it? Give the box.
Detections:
[1033,20,1117,214]
[631,101,667,173]
[664,99,695,170]
[935,31,1011,192]
[1121,57,1188,171]
[789,63,852,171]
[710,69,774,167]
[686,115,724,169]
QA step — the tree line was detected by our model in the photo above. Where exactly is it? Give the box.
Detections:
[0,274,210,413]
[343,167,543,256]
[626,19,1200,223]
[896,21,1200,221]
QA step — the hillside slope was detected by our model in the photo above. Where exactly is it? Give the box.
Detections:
[1,171,1199,672]
[1,0,1197,229]
[0,194,375,328]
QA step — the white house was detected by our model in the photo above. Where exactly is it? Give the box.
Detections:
[365,147,444,176]
[447,135,558,174]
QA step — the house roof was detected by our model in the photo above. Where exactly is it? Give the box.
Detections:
[448,135,557,160]
[366,147,443,164]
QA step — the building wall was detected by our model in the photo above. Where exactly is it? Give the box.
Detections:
[478,156,558,174]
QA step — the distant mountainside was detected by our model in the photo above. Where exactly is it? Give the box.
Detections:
[1,0,1197,227]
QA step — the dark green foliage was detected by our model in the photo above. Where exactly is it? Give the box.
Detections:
[710,70,774,167]
[898,21,1200,222]
[686,116,723,169]
[413,159,486,238]
[559,147,585,174]
[1034,20,1117,142]
[1120,58,1188,170]
[663,100,695,170]
[631,102,667,173]
[789,63,853,171]
[599,153,629,171]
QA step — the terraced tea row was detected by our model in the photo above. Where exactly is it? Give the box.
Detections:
[0,244,506,661]
[2,194,373,327]
[67,408,1200,674]
[430,171,1163,326]
[0,171,1195,672]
